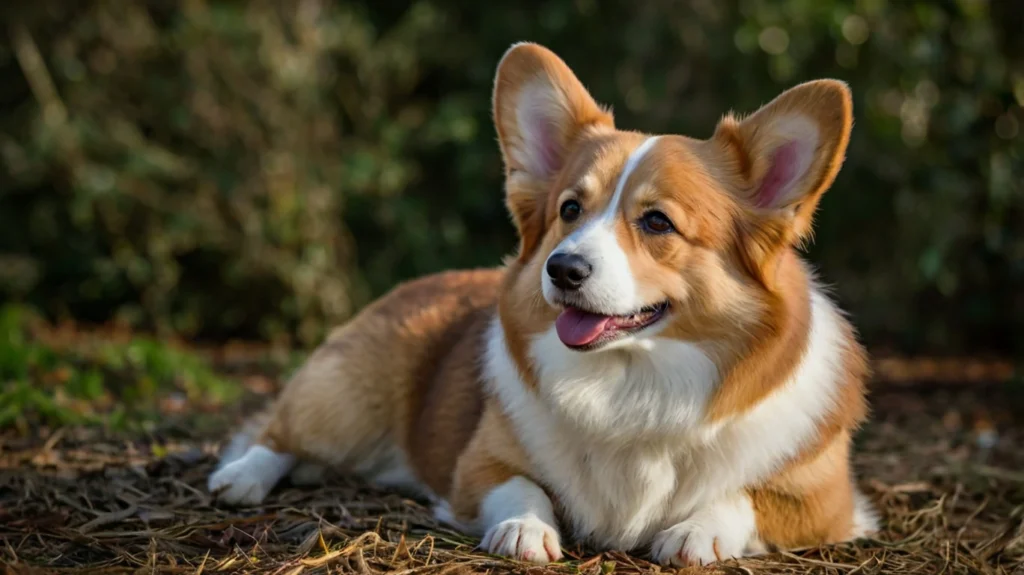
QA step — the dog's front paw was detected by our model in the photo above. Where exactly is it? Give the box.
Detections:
[651,519,746,566]
[480,515,563,564]
[651,494,757,567]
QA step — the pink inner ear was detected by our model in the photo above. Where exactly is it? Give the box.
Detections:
[519,106,562,176]
[755,141,806,208]
[533,117,561,176]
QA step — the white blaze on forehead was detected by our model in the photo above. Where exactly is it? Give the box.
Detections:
[542,136,662,316]
[601,136,661,221]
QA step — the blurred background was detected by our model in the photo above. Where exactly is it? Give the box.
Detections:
[1,0,1021,359]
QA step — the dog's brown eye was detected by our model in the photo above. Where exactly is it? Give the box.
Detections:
[640,211,674,235]
[560,199,582,223]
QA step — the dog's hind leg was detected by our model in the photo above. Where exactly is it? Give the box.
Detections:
[207,409,297,505]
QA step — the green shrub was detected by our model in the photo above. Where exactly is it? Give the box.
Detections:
[0,304,239,431]
[1,0,1021,354]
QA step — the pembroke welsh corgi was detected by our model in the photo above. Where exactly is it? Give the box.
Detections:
[207,42,878,566]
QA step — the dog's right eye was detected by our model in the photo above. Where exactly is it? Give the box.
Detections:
[560,199,582,223]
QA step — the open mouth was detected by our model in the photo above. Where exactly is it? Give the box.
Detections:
[554,302,669,350]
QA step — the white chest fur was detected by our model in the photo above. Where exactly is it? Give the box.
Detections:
[484,290,846,550]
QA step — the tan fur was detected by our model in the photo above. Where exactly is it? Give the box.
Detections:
[257,269,504,487]
[448,399,532,519]
[748,434,857,549]
[217,42,872,562]
[251,268,543,520]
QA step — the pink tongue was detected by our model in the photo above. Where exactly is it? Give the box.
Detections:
[555,308,613,347]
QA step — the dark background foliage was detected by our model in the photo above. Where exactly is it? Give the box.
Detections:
[1,0,1022,354]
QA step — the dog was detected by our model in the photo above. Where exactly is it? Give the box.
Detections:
[207,42,877,566]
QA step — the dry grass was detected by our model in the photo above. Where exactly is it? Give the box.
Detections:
[2,381,1022,575]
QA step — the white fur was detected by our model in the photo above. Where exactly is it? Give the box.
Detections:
[852,488,880,537]
[527,324,719,443]
[208,445,296,505]
[477,476,563,564]
[651,492,760,566]
[215,430,255,471]
[542,137,661,315]
[604,136,661,221]
[484,288,848,554]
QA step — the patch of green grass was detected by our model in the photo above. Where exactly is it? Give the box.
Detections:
[0,305,241,432]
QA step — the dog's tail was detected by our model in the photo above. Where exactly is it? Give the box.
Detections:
[213,408,274,472]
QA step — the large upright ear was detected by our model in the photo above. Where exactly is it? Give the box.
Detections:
[712,80,852,277]
[493,43,614,256]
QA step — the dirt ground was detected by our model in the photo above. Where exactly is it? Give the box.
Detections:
[2,375,1022,574]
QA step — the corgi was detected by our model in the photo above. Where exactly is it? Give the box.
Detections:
[207,42,878,566]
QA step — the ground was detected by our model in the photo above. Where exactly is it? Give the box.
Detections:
[2,360,1022,574]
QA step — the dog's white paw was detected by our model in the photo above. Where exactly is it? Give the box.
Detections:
[651,519,745,566]
[651,494,757,567]
[480,515,563,564]
[207,445,295,506]
[208,460,273,505]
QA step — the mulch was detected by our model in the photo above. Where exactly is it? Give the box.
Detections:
[1,377,1022,574]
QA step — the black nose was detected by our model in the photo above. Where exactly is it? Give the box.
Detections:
[546,253,592,291]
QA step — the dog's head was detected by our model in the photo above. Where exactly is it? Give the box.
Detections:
[494,43,852,353]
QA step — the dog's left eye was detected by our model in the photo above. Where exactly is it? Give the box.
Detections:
[560,199,583,223]
[639,211,675,235]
